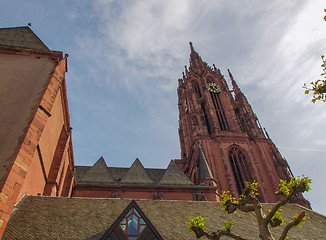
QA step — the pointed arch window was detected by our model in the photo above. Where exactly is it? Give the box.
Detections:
[228,146,250,195]
[193,82,202,97]
[201,103,212,134]
[209,90,229,130]
[119,207,147,239]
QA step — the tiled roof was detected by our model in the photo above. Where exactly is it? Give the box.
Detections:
[119,158,154,184]
[159,160,193,185]
[198,144,214,181]
[0,26,50,51]
[76,158,195,187]
[3,195,326,239]
[78,157,115,185]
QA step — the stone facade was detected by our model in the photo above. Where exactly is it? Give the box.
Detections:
[73,157,217,201]
[0,27,74,235]
[175,42,310,208]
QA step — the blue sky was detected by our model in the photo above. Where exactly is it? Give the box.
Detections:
[1,0,326,215]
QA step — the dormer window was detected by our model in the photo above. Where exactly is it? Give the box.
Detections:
[99,200,163,239]
[119,207,147,239]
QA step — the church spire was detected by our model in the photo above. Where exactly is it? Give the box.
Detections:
[228,69,250,105]
[198,144,214,182]
[189,42,206,71]
[228,69,241,95]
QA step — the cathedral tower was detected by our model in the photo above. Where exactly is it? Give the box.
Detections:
[176,43,310,207]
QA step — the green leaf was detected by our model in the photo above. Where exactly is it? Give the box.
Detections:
[304,90,310,94]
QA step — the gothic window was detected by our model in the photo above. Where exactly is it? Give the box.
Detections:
[193,83,202,97]
[210,91,229,130]
[119,207,147,240]
[228,146,250,195]
[201,103,212,134]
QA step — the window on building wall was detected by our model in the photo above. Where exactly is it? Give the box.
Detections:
[193,82,202,97]
[210,91,229,130]
[100,200,163,239]
[119,207,147,240]
[228,146,250,195]
[201,103,212,134]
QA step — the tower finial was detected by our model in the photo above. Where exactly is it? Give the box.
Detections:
[188,41,205,69]
[189,41,194,52]
[228,69,240,93]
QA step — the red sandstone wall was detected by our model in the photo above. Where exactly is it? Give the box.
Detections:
[0,48,74,236]
[73,187,217,201]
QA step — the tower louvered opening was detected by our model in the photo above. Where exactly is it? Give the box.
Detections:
[193,83,202,97]
[210,91,229,130]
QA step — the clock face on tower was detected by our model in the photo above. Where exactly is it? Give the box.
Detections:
[206,83,221,93]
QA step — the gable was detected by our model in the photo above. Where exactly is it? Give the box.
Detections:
[0,53,56,180]
[119,159,154,184]
[0,26,50,51]
[159,160,193,185]
[97,200,163,240]
[79,157,115,185]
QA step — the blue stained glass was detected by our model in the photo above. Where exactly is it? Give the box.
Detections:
[127,208,133,216]
[128,222,138,235]
[120,224,126,232]
[140,225,146,232]
[133,208,140,217]
[128,214,139,235]
[129,214,138,223]
[118,207,148,238]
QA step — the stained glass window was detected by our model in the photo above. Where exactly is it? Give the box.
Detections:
[119,207,147,239]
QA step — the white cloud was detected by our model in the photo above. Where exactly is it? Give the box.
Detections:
[64,0,326,213]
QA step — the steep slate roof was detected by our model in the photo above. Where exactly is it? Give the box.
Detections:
[0,26,50,51]
[159,160,193,185]
[78,157,115,185]
[3,195,326,239]
[119,159,154,184]
[198,144,214,181]
[75,158,194,187]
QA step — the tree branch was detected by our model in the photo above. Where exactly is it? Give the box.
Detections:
[238,204,255,212]
[192,227,252,240]
[265,191,296,223]
[246,193,265,225]
[278,211,305,240]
